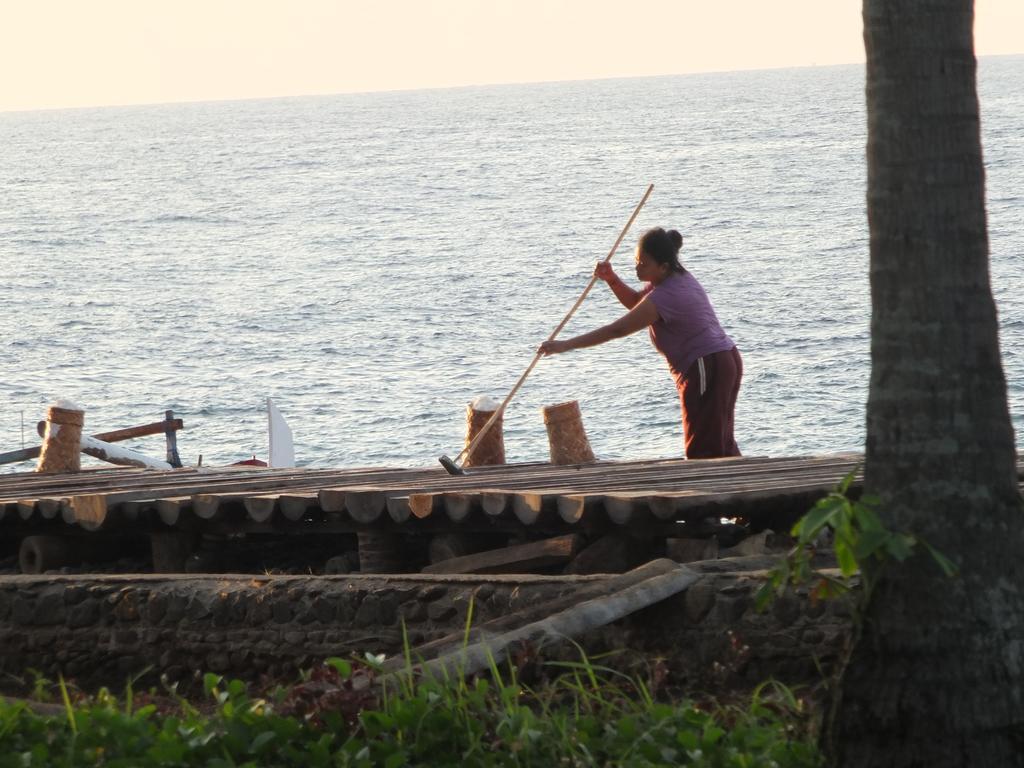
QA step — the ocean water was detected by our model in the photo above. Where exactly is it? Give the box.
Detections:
[1,58,1021,470]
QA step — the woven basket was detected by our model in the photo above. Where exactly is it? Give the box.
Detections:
[37,405,85,474]
[463,402,506,468]
[542,400,595,465]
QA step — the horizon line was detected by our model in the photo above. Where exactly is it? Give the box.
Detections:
[0,59,878,116]
[4,53,1020,117]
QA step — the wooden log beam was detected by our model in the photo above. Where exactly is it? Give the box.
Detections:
[381,559,677,670]
[156,497,192,527]
[81,436,174,470]
[428,533,481,564]
[192,493,251,522]
[442,492,476,523]
[120,499,155,522]
[242,495,279,524]
[411,559,699,680]
[406,493,442,520]
[70,494,109,531]
[305,456,865,523]
[386,494,438,523]
[602,490,716,524]
[480,491,510,517]
[52,472,375,529]
[512,492,562,526]
[16,500,36,520]
[602,494,655,526]
[318,489,348,514]
[344,488,388,524]
[14,497,68,522]
[421,533,583,575]
[278,492,320,522]
[556,493,601,524]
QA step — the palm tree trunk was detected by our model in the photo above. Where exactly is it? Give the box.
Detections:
[829,1,1024,765]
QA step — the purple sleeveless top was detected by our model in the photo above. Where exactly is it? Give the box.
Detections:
[640,271,735,383]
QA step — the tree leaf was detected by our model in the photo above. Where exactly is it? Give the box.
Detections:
[885,534,915,562]
[811,577,849,602]
[250,731,276,752]
[203,673,222,697]
[835,539,858,577]
[852,502,885,533]
[923,541,959,577]
[852,528,890,561]
[326,657,352,679]
[837,468,859,495]
[794,501,842,541]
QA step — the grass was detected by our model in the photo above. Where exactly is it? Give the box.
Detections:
[0,649,821,767]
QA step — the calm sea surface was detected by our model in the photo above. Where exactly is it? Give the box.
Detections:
[1,58,1021,470]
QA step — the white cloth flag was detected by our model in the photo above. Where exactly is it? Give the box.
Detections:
[267,398,295,468]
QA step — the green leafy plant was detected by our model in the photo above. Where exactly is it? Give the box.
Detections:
[756,468,958,611]
[0,649,821,767]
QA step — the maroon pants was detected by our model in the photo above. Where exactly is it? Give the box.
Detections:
[677,346,742,459]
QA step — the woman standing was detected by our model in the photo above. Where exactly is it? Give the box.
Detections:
[539,227,742,459]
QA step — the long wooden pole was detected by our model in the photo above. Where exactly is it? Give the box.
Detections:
[451,183,654,468]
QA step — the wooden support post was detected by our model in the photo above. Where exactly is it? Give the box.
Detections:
[150,531,196,573]
[357,531,403,574]
[164,410,183,468]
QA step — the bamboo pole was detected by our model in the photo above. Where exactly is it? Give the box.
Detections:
[451,183,654,469]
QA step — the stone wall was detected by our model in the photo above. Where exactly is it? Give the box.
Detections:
[0,561,852,692]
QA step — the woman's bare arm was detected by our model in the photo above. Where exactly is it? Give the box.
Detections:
[539,297,659,355]
[607,275,641,308]
[594,262,641,308]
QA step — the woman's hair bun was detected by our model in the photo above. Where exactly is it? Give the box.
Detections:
[638,227,686,272]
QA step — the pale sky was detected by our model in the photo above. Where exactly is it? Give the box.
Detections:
[2,1,1021,112]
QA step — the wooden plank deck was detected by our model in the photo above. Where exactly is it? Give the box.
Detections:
[2,453,1021,536]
